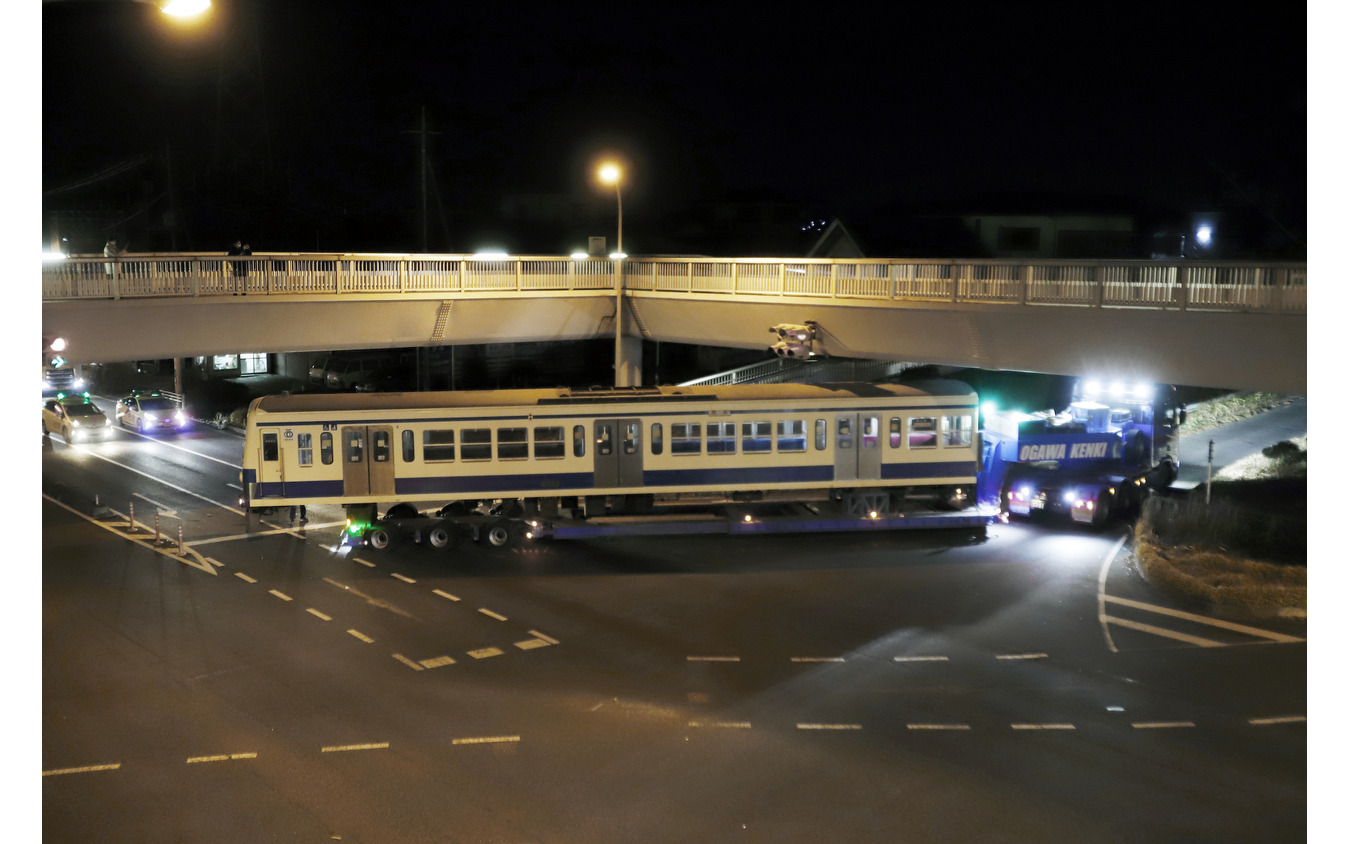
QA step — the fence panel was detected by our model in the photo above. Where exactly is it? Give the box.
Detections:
[690,262,734,294]
[405,259,462,292]
[734,263,783,295]
[836,263,890,298]
[895,263,954,300]
[782,264,832,296]
[956,263,1021,303]
[1026,264,1095,305]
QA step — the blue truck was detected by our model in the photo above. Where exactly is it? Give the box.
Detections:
[977,380,1186,528]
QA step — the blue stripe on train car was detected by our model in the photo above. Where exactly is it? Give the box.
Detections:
[397,472,596,496]
[253,479,345,498]
[880,462,978,480]
[645,465,834,486]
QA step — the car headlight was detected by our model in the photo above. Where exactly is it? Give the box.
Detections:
[145,413,157,422]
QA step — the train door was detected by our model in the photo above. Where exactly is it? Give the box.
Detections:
[255,427,286,497]
[340,425,396,497]
[593,418,643,489]
[833,413,882,481]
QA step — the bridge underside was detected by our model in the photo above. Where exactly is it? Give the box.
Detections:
[43,294,1305,394]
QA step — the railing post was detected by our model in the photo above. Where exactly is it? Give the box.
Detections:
[830,262,839,299]
[1092,264,1104,308]
[400,258,407,294]
[1019,264,1031,305]
[1176,265,1188,312]
[951,264,960,303]
[731,261,739,294]
[778,263,785,296]
[1273,267,1286,315]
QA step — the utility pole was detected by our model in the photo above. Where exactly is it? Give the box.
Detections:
[404,106,441,252]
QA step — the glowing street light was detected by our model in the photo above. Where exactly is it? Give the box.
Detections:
[140,0,212,16]
[597,161,623,257]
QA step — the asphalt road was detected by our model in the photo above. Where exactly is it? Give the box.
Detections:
[38,400,1308,842]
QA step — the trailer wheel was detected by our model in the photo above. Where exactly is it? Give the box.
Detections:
[427,524,455,550]
[385,503,419,521]
[368,527,393,550]
[485,520,515,548]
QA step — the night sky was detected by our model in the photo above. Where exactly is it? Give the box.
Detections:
[37,1,1310,256]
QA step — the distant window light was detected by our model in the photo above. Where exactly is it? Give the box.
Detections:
[1195,225,1213,245]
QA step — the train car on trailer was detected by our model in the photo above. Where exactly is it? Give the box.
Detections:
[240,381,986,548]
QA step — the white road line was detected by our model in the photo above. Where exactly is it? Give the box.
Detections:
[321,743,388,753]
[234,572,256,583]
[1097,533,1130,653]
[893,655,949,662]
[107,422,242,469]
[347,629,374,643]
[906,723,972,731]
[306,608,332,621]
[452,736,519,745]
[996,653,1048,661]
[1131,721,1196,729]
[1011,723,1076,731]
[1248,715,1306,726]
[42,763,121,776]
[354,557,377,568]
[392,653,424,671]
[687,656,740,662]
[268,590,293,602]
[791,657,845,663]
[432,589,461,602]
[186,752,256,764]
[797,723,863,731]
[43,495,219,576]
[59,444,244,514]
[1103,594,1305,643]
[132,493,177,517]
[688,721,752,729]
[1102,615,1223,647]
[477,608,508,621]
[391,573,416,584]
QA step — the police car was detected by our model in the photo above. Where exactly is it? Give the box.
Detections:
[42,393,113,442]
[115,391,189,433]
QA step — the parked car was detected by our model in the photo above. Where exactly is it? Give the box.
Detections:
[325,354,393,390]
[308,355,338,384]
[115,390,189,433]
[354,363,416,393]
[42,393,113,442]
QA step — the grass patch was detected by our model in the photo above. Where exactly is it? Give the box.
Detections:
[1179,391,1294,435]
[1134,439,1307,615]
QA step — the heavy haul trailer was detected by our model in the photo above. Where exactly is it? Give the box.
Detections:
[240,381,990,549]
[976,381,1186,528]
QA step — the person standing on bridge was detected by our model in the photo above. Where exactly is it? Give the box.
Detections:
[228,240,244,294]
[103,238,124,279]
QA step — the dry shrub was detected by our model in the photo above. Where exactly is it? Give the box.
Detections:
[1135,499,1306,611]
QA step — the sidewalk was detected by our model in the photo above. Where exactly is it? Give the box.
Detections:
[1173,397,1307,490]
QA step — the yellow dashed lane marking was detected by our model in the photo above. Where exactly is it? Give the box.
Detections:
[42,763,121,777]
[321,743,388,753]
[392,653,424,671]
[347,629,374,643]
[268,589,293,602]
[452,735,519,745]
[477,608,508,621]
[234,572,256,584]
[306,608,332,621]
[432,589,460,601]
[419,655,457,669]
[515,638,550,650]
[467,647,503,660]
[186,752,257,764]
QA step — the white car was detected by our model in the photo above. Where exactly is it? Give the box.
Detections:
[116,391,189,433]
[43,393,113,442]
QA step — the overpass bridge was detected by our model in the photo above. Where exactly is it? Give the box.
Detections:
[41,253,1307,394]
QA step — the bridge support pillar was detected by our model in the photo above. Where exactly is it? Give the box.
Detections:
[614,334,642,386]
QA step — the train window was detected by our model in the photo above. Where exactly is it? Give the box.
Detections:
[262,432,279,461]
[672,423,701,455]
[623,422,640,455]
[836,417,854,450]
[862,416,879,448]
[815,419,827,450]
[402,430,415,462]
[462,428,491,461]
[908,417,938,449]
[777,419,806,452]
[708,421,736,454]
[372,430,391,463]
[424,429,455,462]
[534,427,565,459]
[943,415,974,447]
[320,432,333,465]
[573,425,586,457]
[498,427,528,460]
[596,425,613,456]
[889,417,902,448]
[742,421,772,453]
[345,430,364,462]
[650,423,663,455]
[298,433,313,466]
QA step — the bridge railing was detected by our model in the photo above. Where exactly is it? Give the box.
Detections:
[42,253,1306,314]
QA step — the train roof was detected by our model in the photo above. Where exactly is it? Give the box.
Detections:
[250,380,975,414]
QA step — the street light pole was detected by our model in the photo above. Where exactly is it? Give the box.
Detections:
[597,161,632,386]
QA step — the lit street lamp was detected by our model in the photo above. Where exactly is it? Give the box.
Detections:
[597,162,623,257]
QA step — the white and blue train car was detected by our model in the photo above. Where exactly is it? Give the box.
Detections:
[240,381,980,531]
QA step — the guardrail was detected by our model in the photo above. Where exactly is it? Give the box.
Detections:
[41,253,1306,314]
